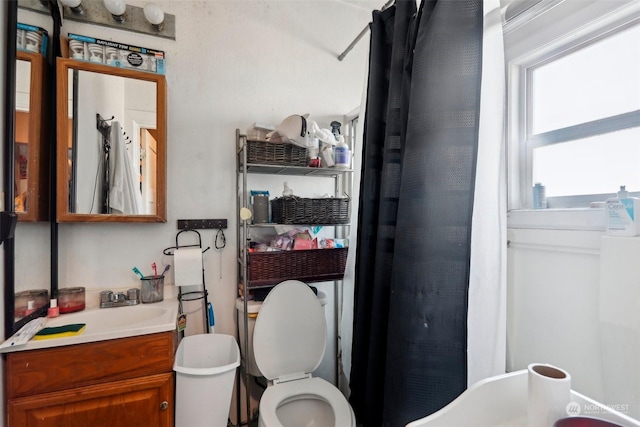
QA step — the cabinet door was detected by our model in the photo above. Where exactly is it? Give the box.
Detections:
[8,373,174,427]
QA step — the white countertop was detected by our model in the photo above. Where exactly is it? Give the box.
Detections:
[0,297,179,353]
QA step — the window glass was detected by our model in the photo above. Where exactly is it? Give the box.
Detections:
[533,127,640,197]
[531,24,640,135]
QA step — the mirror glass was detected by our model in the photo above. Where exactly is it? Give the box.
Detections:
[15,59,30,212]
[14,50,46,222]
[57,58,166,222]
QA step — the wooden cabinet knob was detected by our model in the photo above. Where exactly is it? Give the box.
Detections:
[160,401,169,411]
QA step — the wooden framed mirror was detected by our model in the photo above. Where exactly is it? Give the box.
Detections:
[56,58,166,222]
[15,50,47,222]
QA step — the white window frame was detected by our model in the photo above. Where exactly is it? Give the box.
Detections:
[506,0,640,229]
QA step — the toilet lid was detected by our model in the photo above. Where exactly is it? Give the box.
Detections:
[253,280,327,381]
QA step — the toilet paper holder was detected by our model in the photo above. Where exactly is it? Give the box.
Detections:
[163,229,212,334]
[163,229,210,257]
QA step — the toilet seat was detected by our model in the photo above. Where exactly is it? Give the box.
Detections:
[259,377,354,427]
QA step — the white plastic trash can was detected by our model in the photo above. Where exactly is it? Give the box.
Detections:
[174,334,240,427]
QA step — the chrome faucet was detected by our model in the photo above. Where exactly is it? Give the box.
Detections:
[100,289,140,308]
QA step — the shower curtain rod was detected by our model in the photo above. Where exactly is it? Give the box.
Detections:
[338,0,394,61]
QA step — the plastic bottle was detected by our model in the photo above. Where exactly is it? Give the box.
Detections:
[606,185,640,236]
[618,185,629,199]
[24,300,35,316]
[48,298,59,318]
[306,136,320,167]
[330,121,342,140]
[532,183,547,209]
[334,135,350,169]
[320,142,335,168]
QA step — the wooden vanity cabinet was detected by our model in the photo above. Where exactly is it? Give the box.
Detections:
[6,331,176,427]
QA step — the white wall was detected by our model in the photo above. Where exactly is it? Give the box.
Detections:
[599,236,640,420]
[506,228,605,397]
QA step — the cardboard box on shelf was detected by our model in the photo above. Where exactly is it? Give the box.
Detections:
[17,23,48,55]
[64,33,165,74]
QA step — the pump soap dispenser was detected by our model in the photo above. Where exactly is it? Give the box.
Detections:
[606,185,640,236]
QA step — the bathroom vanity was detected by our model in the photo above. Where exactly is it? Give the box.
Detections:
[3,300,178,426]
[6,332,175,426]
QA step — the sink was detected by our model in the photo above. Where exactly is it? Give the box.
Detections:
[46,304,172,333]
[0,299,178,353]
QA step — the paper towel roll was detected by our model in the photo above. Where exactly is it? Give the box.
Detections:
[527,363,571,427]
[174,247,203,286]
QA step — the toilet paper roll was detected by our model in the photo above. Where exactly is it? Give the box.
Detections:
[527,363,571,427]
[174,247,203,287]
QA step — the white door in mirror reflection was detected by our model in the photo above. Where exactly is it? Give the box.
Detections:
[139,127,157,215]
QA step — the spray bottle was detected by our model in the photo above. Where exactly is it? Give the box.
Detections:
[330,121,342,140]
[334,135,350,169]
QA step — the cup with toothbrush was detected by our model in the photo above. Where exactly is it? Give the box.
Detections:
[134,263,170,304]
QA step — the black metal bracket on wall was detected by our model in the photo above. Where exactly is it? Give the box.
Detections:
[177,219,228,230]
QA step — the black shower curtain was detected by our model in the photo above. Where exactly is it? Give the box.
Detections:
[349,0,484,425]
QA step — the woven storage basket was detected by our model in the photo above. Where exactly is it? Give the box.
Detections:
[248,248,348,287]
[271,196,350,224]
[247,140,307,167]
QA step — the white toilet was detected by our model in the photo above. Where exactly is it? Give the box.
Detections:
[253,280,356,427]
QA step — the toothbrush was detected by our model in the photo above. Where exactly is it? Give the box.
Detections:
[161,264,171,277]
[132,267,144,279]
[208,302,215,333]
[152,262,158,277]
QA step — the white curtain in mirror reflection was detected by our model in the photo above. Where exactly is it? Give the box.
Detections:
[109,121,144,214]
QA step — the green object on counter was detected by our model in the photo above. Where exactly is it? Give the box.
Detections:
[33,323,86,340]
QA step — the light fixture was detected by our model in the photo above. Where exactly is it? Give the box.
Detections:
[103,0,126,23]
[17,0,51,15]
[143,3,165,32]
[44,0,176,40]
[59,0,84,15]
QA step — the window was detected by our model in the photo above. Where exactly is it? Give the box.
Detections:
[509,6,640,210]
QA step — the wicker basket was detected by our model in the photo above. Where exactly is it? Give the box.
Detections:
[271,196,350,224]
[247,140,307,167]
[248,248,348,287]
